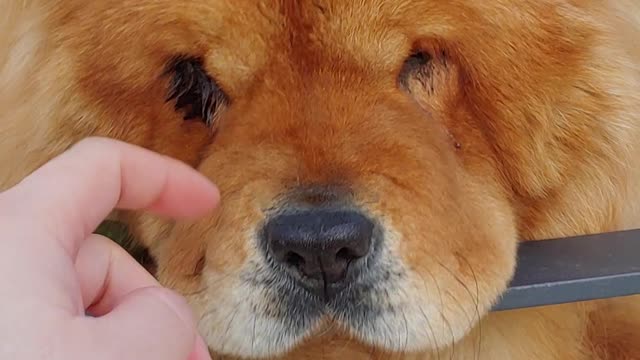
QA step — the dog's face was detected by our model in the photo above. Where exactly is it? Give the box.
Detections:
[45,0,611,357]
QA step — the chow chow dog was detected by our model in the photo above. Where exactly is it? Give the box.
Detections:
[1,0,639,359]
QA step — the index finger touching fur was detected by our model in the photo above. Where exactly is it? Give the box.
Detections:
[0,137,219,258]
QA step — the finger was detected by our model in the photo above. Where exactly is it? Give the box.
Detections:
[75,235,212,360]
[0,137,219,257]
[75,286,211,360]
[189,335,214,360]
[75,234,159,316]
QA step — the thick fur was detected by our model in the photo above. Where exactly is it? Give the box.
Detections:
[1,1,640,359]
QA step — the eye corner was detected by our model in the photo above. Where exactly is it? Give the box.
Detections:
[397,40,455,94]
[164,54,228,127]
[398,49,433,90]
[406,50,432,67]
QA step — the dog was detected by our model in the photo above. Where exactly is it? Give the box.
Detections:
[1,1,640,359]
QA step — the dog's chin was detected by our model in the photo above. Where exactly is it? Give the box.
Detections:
[327,275,486,355]
[203,272,484,359]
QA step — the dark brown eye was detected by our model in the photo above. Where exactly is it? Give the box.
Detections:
[165,56,228,127]
[398,51,434,92]
[403,51,432,74]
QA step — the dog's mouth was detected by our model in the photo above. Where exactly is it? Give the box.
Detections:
[241,245,408,343]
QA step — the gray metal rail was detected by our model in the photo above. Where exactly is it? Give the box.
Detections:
[494,229,640,311]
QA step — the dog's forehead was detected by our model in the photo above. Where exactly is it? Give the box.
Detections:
[173,0,469,89]
[189,0,418,75]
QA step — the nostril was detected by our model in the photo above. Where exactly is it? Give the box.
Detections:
[336,247,360,263]
[284,251,305,270]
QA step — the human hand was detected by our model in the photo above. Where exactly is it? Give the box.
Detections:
[0,137,219,360]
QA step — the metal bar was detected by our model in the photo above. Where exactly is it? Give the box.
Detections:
[493,229,640,311]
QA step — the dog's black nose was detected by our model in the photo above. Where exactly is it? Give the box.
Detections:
[265,210,374,284]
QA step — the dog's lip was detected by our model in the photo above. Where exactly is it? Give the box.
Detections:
[290,275,358,301]
[280,276,377,314]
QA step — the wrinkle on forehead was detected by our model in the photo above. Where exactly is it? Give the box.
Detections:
[273,0,411,71]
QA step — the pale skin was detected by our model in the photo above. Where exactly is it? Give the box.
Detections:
[0,137,218,360]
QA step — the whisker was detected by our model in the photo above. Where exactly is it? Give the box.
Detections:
[456,254,482,360]
[195,270,251,355]
[331,330,358,360]
[436,259,484,360]
[315,310,342,338]
[436,260,478,327]
[381,287,395,351]
[251,307,257,356]
[390,286,411,356]
[402,307,410,355]
[416,271,450,360]
[178,267,240,300]
[219,299,243,355]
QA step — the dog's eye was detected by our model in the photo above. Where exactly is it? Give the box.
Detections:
[165,56,228,127]
[403,51,432,74]
[398,51,434,91]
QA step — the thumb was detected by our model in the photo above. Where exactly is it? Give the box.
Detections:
[81,287,211,360]
[72,234,211,360]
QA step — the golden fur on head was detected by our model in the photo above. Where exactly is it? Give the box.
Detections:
[1,1,640,359]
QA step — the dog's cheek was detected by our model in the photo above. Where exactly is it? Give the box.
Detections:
[123,213,198,283]
[352,134,518,341]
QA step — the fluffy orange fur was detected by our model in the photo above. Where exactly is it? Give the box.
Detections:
[1,1,639,359]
